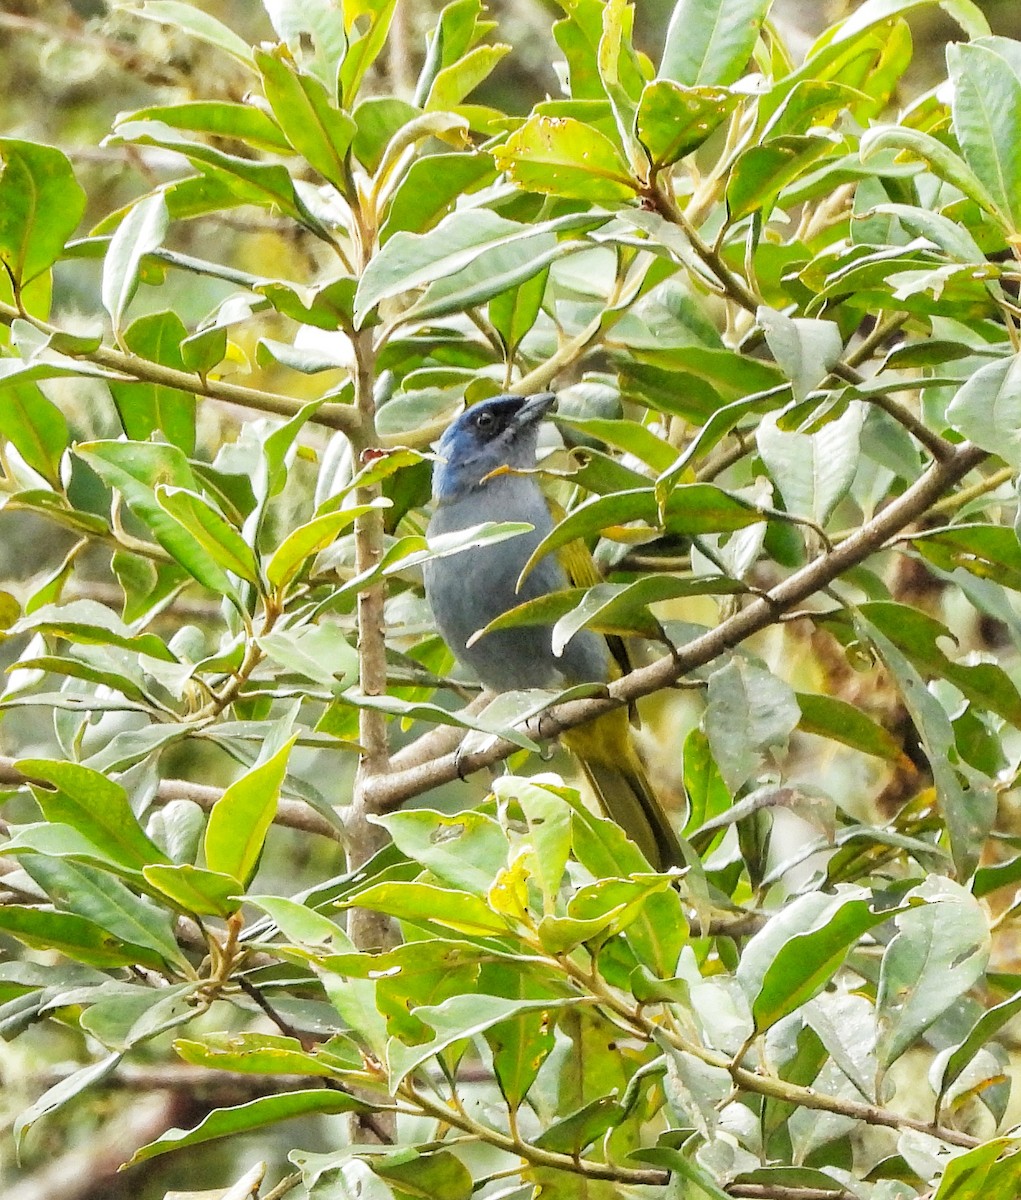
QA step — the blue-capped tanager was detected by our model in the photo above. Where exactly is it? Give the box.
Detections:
[423,391,681,870]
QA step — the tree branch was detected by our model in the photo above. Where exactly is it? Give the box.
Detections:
[0,300,359,434]
[362,443,988,811]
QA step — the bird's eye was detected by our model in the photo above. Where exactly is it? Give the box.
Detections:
[474,410,495,431]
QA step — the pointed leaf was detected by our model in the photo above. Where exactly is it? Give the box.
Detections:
[0,139,85,284]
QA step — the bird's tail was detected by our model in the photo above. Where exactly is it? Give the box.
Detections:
[563,711,682,871]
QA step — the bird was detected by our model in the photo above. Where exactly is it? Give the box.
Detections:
[422,390,682,870]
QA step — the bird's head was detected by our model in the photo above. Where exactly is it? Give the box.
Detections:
[432,392,557,501]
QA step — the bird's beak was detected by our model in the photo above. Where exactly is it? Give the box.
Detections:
[511,391,557,428]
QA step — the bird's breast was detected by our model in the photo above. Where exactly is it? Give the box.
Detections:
[423,480,609,691]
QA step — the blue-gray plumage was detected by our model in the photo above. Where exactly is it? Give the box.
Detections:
[423,391,683,871]
[423,392,608,690]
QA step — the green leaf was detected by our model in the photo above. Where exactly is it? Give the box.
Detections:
[655,385,790,499]
[861,601,1021,728]
[142,863,243,918]
[387,994,577,1088]
[946,355,1021,468]
[175,1032,339,1077]
[911,524,1021,594]
[758,307,843,401]
[796,692,902,762]
[636,80,739,166]
[762,79,870,140]
[704,658,800,793]
[947,41,1021,235]
[111,554,187,626]
[181,323,228,375]
[323,939,491,1044]
[256,47,356,192]
[340,688,540,752]
[635,1144,732,1200]
[489,267,548,359]
[659,0,770,86]
[493,777,572,913]
[860,123,1000,218]
[2,654,136,701]
[828,0,987,46]
[375,809,510,896]
[930,1139,1021,1200]
[876,877,990,1067]
[540,575,745,654]
[355,209,592,327]
[351,96,420,172]
[485,1001,556,1112]
[415,0,496,102]
[76,440,242,598]
[426,44,510,110]
[101,192,169,331]
[257,625,358,689]
[935,989,1021,1111]
[371,1149,474,1200]
[126,1090,367,1166]
[0,821,140,874]
[0,905,167,969]
[107,310,196,455]
[557,414,677,472]
[727,135,837,220]
[13,1053,121,1153]
[11,597,178,662]
[757,403,864,525]
[120,100,291,151]
[0,357,111,392]
[18,856,184,969]
[381,150,494,241]
[538,910,625,955]
[535,1096,624,1155]
[110,120,329,242]
[855,610,996,879]
[0,139,86,284]
[341,880,511,936]
[596,0,646,170]
[313,960,390,1059]
[204,737,296,887]
[134,1,255,66]
[263,0,347,100]
[520,485,765,583]
[492,115,638,202]
[86,725,191,776]
[16,758,170,871]
[551,0,607,102]
[79,984,200,1052]
[266,502,389,590]
[737,888,897,1032]
[340,0,399,107]
[568,875,675,940]
[0,383,68,486]
[332,521,535,603]
[155,485,259,586]
[568,799,688,977]
[679,721,730,825]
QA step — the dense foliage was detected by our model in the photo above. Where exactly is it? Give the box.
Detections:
[2,0,1021,1197]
